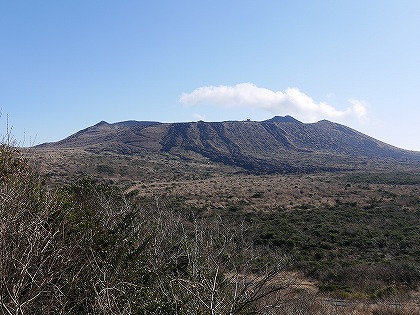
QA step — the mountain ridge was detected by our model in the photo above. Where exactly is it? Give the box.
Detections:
[36,116,420,174]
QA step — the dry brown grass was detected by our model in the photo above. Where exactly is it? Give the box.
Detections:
[26,147,239,185]
[126,172,420,214]
[255,293,420,315]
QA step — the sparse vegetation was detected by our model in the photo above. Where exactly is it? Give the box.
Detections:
[1,144,297,314]
[6,120,420,314]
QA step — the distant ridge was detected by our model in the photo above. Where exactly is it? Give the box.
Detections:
[113,120,161,128]
[36,116,420,174]
[265,115,301,123]
[92,120,161,127]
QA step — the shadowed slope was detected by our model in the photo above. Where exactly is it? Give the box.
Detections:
[37,117,420,174]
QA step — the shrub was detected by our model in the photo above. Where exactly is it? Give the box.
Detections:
[0,144,292,314]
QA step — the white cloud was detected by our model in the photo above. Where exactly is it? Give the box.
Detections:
[180,83,369,123]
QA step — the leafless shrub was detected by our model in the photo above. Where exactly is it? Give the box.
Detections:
[0,145,85,314]
[138,198,296,314]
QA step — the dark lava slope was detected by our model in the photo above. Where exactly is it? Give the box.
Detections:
[37,116,420,173]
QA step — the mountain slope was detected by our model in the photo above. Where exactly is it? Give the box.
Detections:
[37,116,420,174]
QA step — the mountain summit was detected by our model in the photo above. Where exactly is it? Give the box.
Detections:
[37,116,420,173]
[264,115,302,123]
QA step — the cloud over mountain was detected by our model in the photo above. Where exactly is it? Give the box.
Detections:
[180,83,368,123]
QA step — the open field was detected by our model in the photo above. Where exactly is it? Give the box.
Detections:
[128,172,420,212]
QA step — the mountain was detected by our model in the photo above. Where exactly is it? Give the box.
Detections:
[37,116,420,174]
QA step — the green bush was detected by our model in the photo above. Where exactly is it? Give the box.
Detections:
[251,201,420,295]
[96,164,115,175]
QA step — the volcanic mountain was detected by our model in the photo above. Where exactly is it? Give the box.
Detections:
[37,116,420,174]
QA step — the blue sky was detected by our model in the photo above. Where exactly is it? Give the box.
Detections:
[1,1,420,150]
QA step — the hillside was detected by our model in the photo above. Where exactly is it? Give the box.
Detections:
[37,116,420,174]
[21,118,420,312]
